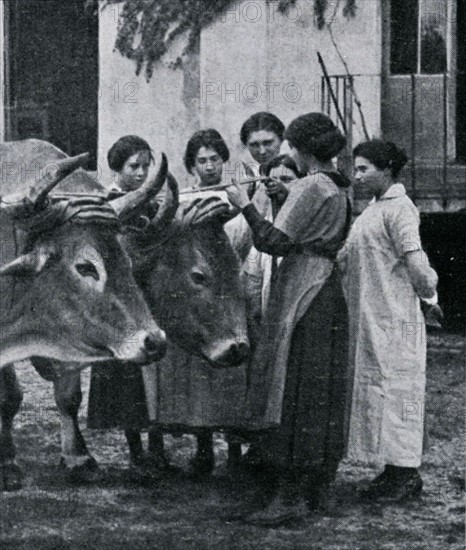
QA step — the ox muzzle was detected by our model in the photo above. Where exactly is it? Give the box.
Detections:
[110,327,167,364]
[203,338,250,368]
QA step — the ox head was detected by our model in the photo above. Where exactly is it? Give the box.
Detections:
[123,180,249,368]
[0,149,167,368]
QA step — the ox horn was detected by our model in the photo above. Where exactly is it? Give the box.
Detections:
[150,171,179,231]
[111,153,168,223]
[0,248,55,277]
[1,152,89,216]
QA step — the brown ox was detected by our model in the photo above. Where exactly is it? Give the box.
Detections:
[0,139,167,490]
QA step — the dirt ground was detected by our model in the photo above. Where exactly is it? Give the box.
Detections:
[0,331,464,549]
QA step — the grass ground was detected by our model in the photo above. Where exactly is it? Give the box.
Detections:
[0,332,464,549]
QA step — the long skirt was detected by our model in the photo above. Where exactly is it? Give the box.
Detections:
[87,362,149,430]
[258,268,349,479]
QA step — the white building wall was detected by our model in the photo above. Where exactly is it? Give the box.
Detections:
[98,0,383,184]
[98,6,199,186]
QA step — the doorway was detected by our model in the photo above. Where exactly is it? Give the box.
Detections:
[4,0,98,167]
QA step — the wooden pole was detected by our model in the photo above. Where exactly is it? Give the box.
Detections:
[317,51,347,134]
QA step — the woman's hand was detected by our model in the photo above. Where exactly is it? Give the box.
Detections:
[265,178,289,203]
[226,180,251,210]
[421,302,444,328]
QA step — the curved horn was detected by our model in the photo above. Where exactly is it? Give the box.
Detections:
[1,152,89,217]
[110,153,168,223]
[150,171,179,231]
[31,152,90,206]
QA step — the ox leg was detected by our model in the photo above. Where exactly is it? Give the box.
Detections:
[53,372,99,479]
[0,365,23,491]
[188,429,215,478]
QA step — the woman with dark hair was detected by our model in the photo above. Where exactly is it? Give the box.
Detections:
[227,112,352,526]
[107,135,155,191]
[242,154,301,350]
[239,113,288,332]
[240,111,285,168]
[338,139,440,501]
[240,111,285,199]
[184,129,230,187]
[87,135,159,471]
[144,129,249,479]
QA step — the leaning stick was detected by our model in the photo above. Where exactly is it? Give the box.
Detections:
[317,51,347,134]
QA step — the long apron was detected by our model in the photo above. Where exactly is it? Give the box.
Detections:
[339,187,430,467]
[258,265,349,472]
[142,346,248,429]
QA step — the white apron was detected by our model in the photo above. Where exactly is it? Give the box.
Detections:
[246,173,349,426]
[339,184,430,467]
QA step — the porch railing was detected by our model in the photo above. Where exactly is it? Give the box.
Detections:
[321,72,465,210]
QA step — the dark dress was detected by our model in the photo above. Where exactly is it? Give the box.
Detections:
[87,363,149,430]
[87,195,159,431]
[242,171,351,478]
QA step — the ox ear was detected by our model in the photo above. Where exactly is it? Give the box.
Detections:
[0,249,55,277]
[182,197,235,227]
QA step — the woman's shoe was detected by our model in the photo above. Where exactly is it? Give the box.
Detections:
[383,470,423,502]
[359,468,392,501]
[360,468,423,502]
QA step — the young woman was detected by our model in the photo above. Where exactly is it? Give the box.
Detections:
[146,129,249,478]
[242,154,301,352]
[108,135,154,192]
[240,111,284,173]
[239,113,287,341]
[184,128,230,188]
[227,113,352,526]
[87,135,158,469]
[240,111,285,204]
[338,140,441,501]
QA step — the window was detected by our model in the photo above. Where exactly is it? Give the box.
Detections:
[390,0,447,75]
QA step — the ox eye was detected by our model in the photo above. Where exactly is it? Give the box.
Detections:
[190,270,208,286]
[76,261,100,281]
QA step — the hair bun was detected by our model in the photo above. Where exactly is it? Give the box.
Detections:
[285,113,346,161]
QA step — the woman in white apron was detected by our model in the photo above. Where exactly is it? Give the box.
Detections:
[338,139,441,501]
[227,113,352,526]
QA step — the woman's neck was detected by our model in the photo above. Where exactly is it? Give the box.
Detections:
[307,159,335,175]
[374,178,395,199]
